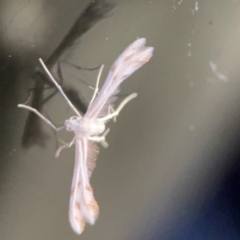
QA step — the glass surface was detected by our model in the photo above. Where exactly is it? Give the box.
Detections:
[1,0,240,239]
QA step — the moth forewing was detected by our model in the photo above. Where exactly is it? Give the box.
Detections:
[84,38,154,120]
[69,138,99,234]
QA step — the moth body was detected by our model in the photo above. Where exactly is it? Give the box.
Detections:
[65,116,105,137]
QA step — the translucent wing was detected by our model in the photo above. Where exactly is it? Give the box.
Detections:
[69,138,99,234]
[85,38,154,119]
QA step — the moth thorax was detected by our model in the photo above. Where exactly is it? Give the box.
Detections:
[65,117,105,136]
[81,119,105,136]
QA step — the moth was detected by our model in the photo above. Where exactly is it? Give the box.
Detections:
[18,38,154,234]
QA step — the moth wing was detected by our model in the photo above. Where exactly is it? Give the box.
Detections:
[69,138,99,234]
[85,38,154,119]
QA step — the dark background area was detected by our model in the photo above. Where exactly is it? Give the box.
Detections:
[1,0,240,239]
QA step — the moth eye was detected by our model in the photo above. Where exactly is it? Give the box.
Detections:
[70,116,78,120]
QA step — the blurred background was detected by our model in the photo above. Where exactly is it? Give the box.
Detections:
[1,0,240,239]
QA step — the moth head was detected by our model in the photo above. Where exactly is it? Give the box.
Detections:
[65,116,81,131]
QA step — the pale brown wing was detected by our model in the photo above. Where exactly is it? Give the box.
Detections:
[85,38,154,119]
[69,138,99,234]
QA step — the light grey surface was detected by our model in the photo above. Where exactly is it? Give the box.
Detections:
[1,0,240,239]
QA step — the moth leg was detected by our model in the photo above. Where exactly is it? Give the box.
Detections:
[18,104,65,131]
[55,137,76,157]
[99,93,137,122]
[39,59,82,117]
[89,128,110,148]
[107,105,117,122]
[89,65,104,106]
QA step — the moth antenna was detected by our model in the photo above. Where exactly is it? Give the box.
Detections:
[39,58,82,117]
[89,64,104,106]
